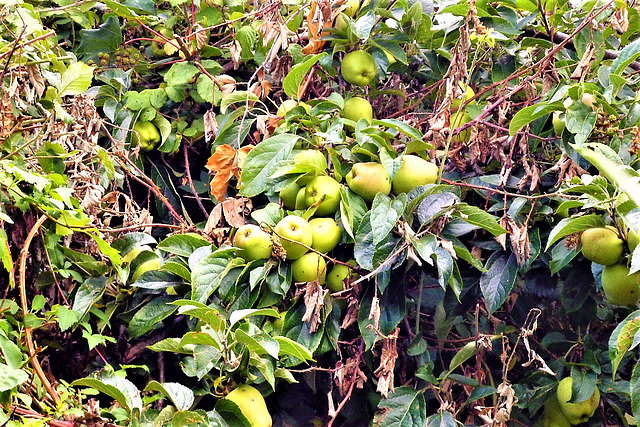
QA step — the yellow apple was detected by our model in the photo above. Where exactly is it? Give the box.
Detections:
[133,121,161,152]
[274,215,313,260]
[392,155,438,194]
[309,218,341,253]
[222,385,272,427]
[345,162,391,202]
[292,252,327,284]
[233,224,273,261]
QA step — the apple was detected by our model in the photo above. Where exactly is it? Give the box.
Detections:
[294,149,327,185]
[392,155,438,194]
[580,227,623,265]
[345,162,391,202]
[451,110,472,142]
[326,260,358,292]
[556,377,600,425]
[450,83,475,109]
[295,186,307,210]
[553,111,565,136]
[274,215,313,260]
[341,50,377,86]
[628,228,640,253]
[601,263,640,306]
[542,396,571,427]
[309,218,341,253]
[279,182,301,210]
[222,385,272,427]
[343,97,373,123]
[292,252,327,284]
[121,245,152,264]
[233,224,273,261]
[133,121,161,152]
[131,257,162,283]
[277,99,299,119]
[305,176,342,216]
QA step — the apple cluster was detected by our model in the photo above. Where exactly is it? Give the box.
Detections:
[580,226,640,305]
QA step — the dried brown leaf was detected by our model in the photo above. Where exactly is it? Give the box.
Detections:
[301,280,327,333]
[374,328,399,398]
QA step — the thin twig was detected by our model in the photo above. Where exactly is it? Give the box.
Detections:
[183,142,209,218]
[19,215,61,405]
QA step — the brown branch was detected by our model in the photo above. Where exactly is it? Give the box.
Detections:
[183,143,210,219]
[4,405,76,426]
[439,178,581,200]
[19,215,61,405]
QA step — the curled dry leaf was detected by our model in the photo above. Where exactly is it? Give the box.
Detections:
[302,0,333,54]
[203,110,218,143]
[374,328,399,398]
[205,144,253,202]
[302,280,327,333]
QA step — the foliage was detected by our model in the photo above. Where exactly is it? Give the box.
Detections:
[2,0,640,425]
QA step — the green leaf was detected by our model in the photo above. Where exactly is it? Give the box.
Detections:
[370,193,406,245]
[73,375,141,413]
[56,305,81,332]
[612,38,640,75]
[145,381,194,411]
[239,134,299,197]
[76,16,123,56]
[426,411,456,427]
[164,62,200,86]
[373,119,426,143]
[128,296,178,338]
[191,248,242,303]
[480,252,518,314]
[229,308,279,328]
[172,302,225,332]
[509,101,563,135]
[57,62,95,97]
[376,386,427,426]
[157,233,212,257]
[283,53,326,100]
[235,329,280,359]
[454,203,507,237]
[608,309,640,377]
[0,363,28,392]
[545,214,605,250]
[273,336,314,361]
[448,341,476,373]
[632,361,640,425]
[0,337,23,369]
[219,91,260,114]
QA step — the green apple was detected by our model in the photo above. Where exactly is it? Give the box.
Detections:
[222,385,272,427]
[542,396,571,427]
[345,162,391,202]
[581,227,623,265]
[121,245,152,264]
[342,0,360,16]
[277,99,299,118]
[343,97,373,123]
[292,252,327,284]
[294,149,327,185]
[553,111,565,135]
[310,218,341,253]
[602,263,640,306]
[295,186,307,210]
[279,182,301,210]
[628,228,640,253]
[556,377,600,425]
[305,176,341,216]
[392,155,438,194]
[341,50,377,86]
[274,215,313,260]
[233,224,273,261]
[133,121,161,152]
[451,111,472,142]
[326,260,358,292]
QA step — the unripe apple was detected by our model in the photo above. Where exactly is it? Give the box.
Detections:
[131,257,162,283]
[556,377,600,425]
[222,385,272,427]
[628,228,640,253]
[295,186,307,210]
[279,182,301,210]
[451,110,472,142]
[233,224,273,261]
[602,263,640,306]
[274,215,313,260]
[553,111,565,135]
[392,155,438,194]
[341,50,377,86]
[326,260,358,292]
[121,245,152,264]
[305,176,342,216]
[343,97,373,123]
[450,83,475,109]
[292,252,327,284]
[309,218,341,253]
[542,396,571,427]
[345,162,391,202]
[580,227,623,265]
[277,99,299,119]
